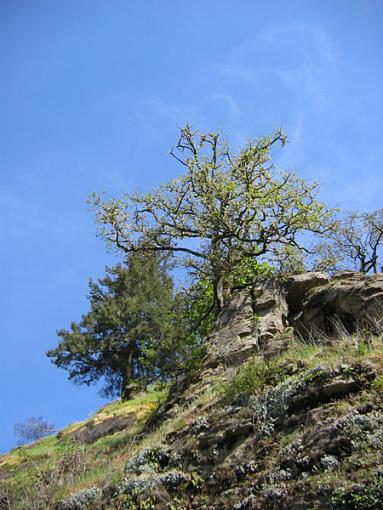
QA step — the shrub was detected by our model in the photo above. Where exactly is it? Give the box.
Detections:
[219,358,294,404]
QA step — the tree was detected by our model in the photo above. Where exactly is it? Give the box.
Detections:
[14,417,55,444]
[337,210,383,273]
[47,253,194,400]
[90,125,336,310]
[313,210,383,274]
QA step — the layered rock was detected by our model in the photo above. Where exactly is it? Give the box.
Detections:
[56,360,382,510]
[156,271,383,417]
[203,271,383,371]
[290,271,383,338]
[202,278,289,371]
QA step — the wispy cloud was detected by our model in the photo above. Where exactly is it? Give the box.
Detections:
[215,23,340,115]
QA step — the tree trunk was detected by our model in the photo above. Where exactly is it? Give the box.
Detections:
[120,352,133,400]
[211,233,225,312]
[215,276,225,311]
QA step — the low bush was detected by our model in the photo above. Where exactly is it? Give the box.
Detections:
[219,357,294,404]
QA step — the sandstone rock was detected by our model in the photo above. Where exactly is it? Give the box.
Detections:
[292,272,383,337]
[149,271,383,425]
[285,271,330,314]
[200,271,383,372]
[202,288,258,370]
[252,278,289,355]
[321,378,360,398]
[202,278,288,371]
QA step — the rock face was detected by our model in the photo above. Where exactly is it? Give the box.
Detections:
[202,278,289,371]
[203,271,383,371]
[201,288,259,370]
[291,271,383,338]
[285,271,330,314]
[148,271,383,429]
[56,360,382,510]
[59,413,137,444]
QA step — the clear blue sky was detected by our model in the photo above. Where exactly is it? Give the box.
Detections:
[1,0,382,453]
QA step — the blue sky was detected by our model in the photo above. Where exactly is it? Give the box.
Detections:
[0,0,382,453]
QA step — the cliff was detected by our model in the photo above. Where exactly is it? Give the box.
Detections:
[1,272,383,509]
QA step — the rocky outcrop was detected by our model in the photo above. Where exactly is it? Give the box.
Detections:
[284,271,330,314]
[150,271,383,423]
[55,360,382,510]
[290,271,383,338]
[153,278,291,416]
[59,413,137,444]
[5,271,383,510]
[203,271,383,371]
[202,278,289,371]
[54,270,383,509]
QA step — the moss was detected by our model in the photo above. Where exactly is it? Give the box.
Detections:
[58,385,168,442]
[280,429,301,447]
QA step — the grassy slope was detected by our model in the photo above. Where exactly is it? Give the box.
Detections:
[1,336,383,509]
[0,387,168,508]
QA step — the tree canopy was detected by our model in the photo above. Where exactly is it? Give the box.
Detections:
[300,209,383,274]
[90,125,336,309]
[14,417,55,445]
[328,210,383,274]
[47,253,196,399]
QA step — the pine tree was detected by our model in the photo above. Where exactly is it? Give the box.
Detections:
[47,253,192,399]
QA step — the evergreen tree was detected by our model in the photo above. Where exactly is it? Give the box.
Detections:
[47,253,193,399]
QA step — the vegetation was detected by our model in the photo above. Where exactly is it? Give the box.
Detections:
[14,417,55,445]
[219,357,295,404]
[0,386,167,510]
[2,334,383,509]
[220,333,383,405]
[48,126,382,407]
[90,125,336,310]
[5,125,383,508]
[182,259,275,345]
[47,252,197,400]
[312,209,383,274]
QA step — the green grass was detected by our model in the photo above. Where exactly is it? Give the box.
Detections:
[218,334,383,404]
[218,356,295,404]
[2,335,383,509]
[0,385,168,509]
[276,334,383,370]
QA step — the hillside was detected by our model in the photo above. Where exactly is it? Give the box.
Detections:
[1,272,383,510]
